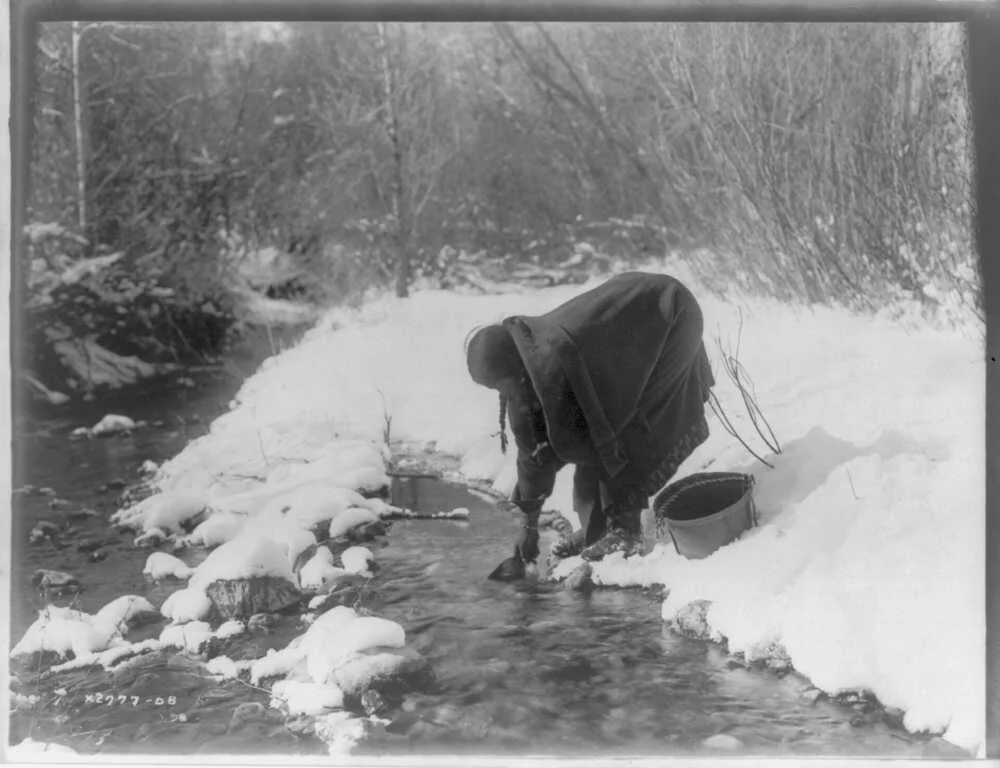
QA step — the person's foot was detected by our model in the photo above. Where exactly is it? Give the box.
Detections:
[552,529,587,559]
[580,527,642,562]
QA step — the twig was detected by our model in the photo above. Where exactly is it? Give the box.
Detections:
[846,468,860,500]
[376,388,393,448]
[254,426,271,469]
[709,391,774,470]
[230,675,279,699]
[711,314,783,468]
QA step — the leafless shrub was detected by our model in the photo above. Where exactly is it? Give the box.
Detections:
[709,312,782,469]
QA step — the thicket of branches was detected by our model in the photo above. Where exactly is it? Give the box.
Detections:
[25,21,977,363]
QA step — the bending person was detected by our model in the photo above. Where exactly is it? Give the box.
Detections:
[466,272,715,578]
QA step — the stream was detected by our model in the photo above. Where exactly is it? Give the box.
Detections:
[8,332,945,757]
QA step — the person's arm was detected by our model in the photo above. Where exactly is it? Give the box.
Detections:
[505,381,564,562]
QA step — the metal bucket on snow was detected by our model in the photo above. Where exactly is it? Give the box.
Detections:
[653,472,757,559]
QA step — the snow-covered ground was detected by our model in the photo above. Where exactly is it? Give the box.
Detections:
[12,256,984,755]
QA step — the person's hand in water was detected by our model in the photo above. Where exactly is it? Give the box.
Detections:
[515,523,539,563]
[488,549,526,581]
[488,505,540,581]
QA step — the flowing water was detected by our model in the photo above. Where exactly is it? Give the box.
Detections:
[8,337,947,757]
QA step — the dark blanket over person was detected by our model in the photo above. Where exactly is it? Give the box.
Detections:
[466,272,715,579]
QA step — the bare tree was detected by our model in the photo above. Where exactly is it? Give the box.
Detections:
[71,22,87,234]
[376,22,454,298]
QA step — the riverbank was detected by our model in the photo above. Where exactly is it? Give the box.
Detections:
[7,434,947,758]
[8,258,985,756]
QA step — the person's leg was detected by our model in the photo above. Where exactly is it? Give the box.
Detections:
[584,473,609,545]
[580,484,643,562]
[553,464,601,558]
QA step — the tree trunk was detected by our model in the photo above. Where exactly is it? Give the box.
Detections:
[378,22,412,299]
[71,22,87,237]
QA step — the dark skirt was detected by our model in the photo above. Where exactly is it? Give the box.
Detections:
[638,413,711,500]
[573,413,711,541]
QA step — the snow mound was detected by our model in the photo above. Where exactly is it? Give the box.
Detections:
[160,587,213,623]
[90,413,137,436]
[94,595,158,630]
[328,506,380,538]
[182,511,247,547]
[50,638,163,674]
[298,548,349,592]
[249,606,406,688]
[340,546,375,576]
[143,552,194,580]
[270,679,344,716]
[113,492,206,535]
[189,530,300,590]
[213,620,246,640]
[159,621,213,654]
[12,604,123,659]
[205,655,253,679]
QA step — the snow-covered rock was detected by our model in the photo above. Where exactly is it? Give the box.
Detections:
[298,547,349,592]
[340,546,375,577]
[114,492,206,534]
[213,619,247,640]
[143,552,194,580]
[160,587,213,623]
[95,595,158,630]
[90,413,137,436]
[159,621,213,654]
[182,511,247,547]
[269,679,344,716]
[12,605,119,659]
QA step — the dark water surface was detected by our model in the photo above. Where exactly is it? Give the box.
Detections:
[358,479,930,757]
[8,333,939,757]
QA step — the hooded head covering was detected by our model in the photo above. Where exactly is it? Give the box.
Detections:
[466,324,523,389]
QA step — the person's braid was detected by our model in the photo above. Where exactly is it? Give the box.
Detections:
[498,393,509,454]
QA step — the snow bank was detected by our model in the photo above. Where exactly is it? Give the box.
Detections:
[118,257,984,752]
